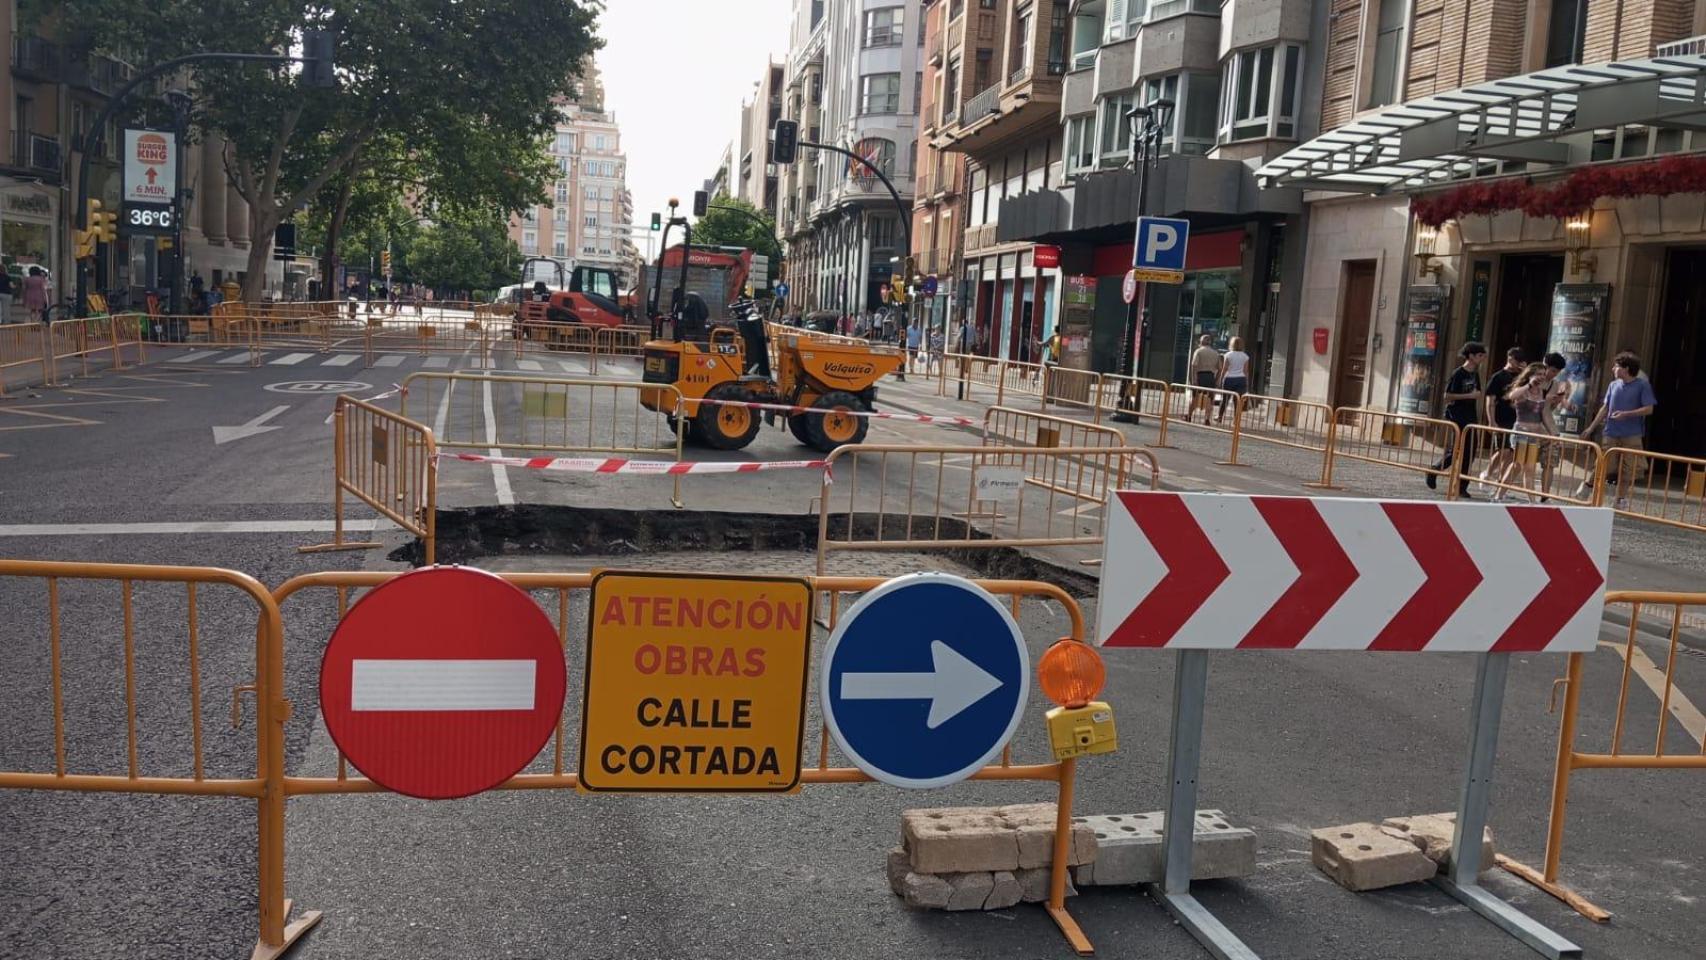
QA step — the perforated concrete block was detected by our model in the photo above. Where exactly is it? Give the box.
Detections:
[1072,810,1257,886]
[1312,822,1439,892]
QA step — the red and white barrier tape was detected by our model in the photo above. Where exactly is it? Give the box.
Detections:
[326,384,405,423]
[438,452,830,475]
[693,396,977,428]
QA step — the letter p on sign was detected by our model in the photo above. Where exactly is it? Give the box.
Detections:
[1134,217,1190,273]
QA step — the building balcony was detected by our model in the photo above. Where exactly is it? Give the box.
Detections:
[926,32,943,66]
[12,35,61,81]
[1657,35,1706,56]
[65,52,134,96]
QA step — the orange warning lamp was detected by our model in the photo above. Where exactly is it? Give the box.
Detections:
[1038,640,1105,708]
[1040,640,1118,761]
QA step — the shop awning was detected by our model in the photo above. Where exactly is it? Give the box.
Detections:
[1255,52,1706,193]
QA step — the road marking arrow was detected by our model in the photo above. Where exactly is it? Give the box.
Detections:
[840,640,1002,728]
[213,405,290,444]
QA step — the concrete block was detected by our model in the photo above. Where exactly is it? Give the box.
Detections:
[1311,822,1439,892]
[886,847,911,895]
[944,871,995,911]
[902,803,1095,874]
[900,872,953,909]
[1073,810,1258,886]
[1015,865,1075,902]
[1380,813,1495,873]
[985,871,1023,910]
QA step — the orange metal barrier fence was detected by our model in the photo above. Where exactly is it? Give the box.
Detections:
[0,322,46,394]
[301,395,438,563]
[1605,447,1706,532]
[0,560,1114,958]
[1499,591,1706,922]
[1315,408,1463,492]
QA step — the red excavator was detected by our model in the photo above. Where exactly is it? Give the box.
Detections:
[513,257,631,330]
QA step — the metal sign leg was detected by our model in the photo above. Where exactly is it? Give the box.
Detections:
[1146,649,1261,960]
[1431,653,1582,960]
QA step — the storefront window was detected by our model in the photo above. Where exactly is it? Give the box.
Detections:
[2,219,53,267]
[1170,270,1240,382]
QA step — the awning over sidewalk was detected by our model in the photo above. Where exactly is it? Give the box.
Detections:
[1255,53,1706,193]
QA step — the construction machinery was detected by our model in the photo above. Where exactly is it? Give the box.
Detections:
[640,302,903,452]
[513,257,631,330]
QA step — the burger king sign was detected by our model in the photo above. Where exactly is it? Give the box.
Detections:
[123,129,176,204]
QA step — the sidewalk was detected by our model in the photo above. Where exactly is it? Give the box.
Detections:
[878,372,1706,596]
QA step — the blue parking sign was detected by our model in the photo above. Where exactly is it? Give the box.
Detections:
[1134,217,1190,272]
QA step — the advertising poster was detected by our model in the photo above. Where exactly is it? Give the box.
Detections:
[1399,285,1450,416]
[1547,284,1610,436]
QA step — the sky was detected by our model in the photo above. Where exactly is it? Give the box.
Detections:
[599,0,794,235]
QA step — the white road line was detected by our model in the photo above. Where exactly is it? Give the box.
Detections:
[433,375,453,437]
[557,360,588,374]
[0,520,382,536]
[218,351,255,364]
[322,354,360,367]
[516,359,544,372]
[271,353,313,366]
[482,378,515,506]
[423,356,451,369]
[171,350,222,363]
[1601,640,1706,748]
[374,354,406,368]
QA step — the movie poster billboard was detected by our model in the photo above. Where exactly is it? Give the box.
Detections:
[1399,285,1450,416]
[1547,284,1610,436]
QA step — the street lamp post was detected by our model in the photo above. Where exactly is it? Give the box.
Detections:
[72,33,335,317]
[1113,97,1174,421]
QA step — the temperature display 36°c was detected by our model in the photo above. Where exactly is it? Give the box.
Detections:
[121,202,175,235]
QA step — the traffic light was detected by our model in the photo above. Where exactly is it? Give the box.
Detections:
[74,230,95,260]
[650,212,661,231]
[381,250,393,274]
[303,29,337,89]
[88,199,117,243]
[773,119,799,165]
[692,190,708,217]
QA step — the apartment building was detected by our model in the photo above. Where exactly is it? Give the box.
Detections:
[1257,0,1706,457]
[508,58,639,284]
[911,0,969,334]
[778,0,924,315]
[2,7,275,310]
[737,62,786,216]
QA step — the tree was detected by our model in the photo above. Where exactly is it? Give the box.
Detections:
[691,193,783,267]
[409,212,519,297]
[41,0,600,300]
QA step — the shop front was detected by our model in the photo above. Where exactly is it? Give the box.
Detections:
[2,184,58,270]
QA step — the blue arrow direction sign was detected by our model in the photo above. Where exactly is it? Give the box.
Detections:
[822,573,1030,789]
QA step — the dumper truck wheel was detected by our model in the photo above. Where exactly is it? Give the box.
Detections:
[666,414,701,445]
[787,413,814,446]
[695,384,760,450]
[806,391,868,451]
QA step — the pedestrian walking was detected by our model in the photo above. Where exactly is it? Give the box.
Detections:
[906,322,923,373]
[1215,336,1251,424]
[929,328,945,375]
[1494,362,1554,500]
[0,264,13,324]
[1427,341,1486,496]
[22,265,49,324]
[1478,347,1526,493]
[1580,351,1658,509]
[1187,335,1220,424]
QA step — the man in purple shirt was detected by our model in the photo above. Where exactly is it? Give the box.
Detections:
[1581,351,1657,509]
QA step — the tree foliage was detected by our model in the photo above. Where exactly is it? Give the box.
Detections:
[690,193,782,265]
[39,0,600,299]
[408,211,520,296]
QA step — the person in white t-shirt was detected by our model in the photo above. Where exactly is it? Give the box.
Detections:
[1216,336,1251,424]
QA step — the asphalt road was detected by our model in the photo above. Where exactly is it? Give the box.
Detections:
[1,337,1702,960]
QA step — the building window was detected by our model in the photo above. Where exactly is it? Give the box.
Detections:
[585,214,599,226]
[942,58,961,120]
[1143,72,1220,155]
[974,48,993,92]
[1071,4,1101,69]
[1011,10,1032,82]
[861,73,901,114]
[554,132,572,154]
[1147,0,1215,20]
[557,157,570,176]
[1104,0,1128,42]
[554,239,567,258]
[1097,93,1135,164]
[555,207,568,223]
[850,138,898,178]
[1367,0,1407,108]
[1545,0,1586,66]
[1047,1,1069,75]
[593,133,608,151]
[865,7,905,46]
[522,230,537,253]
[555,182,569,204]
[1219,44,1301,141]
[1064,115,1095,174]
[585,185,599,199]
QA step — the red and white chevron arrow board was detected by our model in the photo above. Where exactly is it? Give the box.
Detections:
[1096,492,1611,653]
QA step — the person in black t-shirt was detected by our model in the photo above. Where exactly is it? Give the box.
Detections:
[1477,346,1526,492]
[1428,341,1486,496]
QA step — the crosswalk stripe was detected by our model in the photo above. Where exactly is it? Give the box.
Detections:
[170,350,221,363]
[322,354,359,367]
[557,359,589,373]
[423,356,451,369]
[270,353,313,366]
[217,351,254,364]
[374,354,405,368]
[516,359,544,372]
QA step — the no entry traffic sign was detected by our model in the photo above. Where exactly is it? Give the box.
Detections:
[578,571,813,793]
[822,573,1029,789]
[1096,492,1610,652]
[319,566,567,799]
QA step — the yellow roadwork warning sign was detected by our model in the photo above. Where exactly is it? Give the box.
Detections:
[578,571,813,793]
